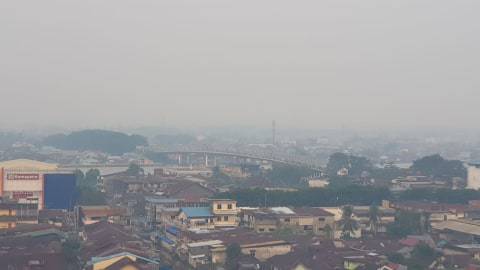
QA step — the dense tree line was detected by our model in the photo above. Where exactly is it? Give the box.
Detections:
[215,185,391,207]
[43,129,148,155]
[410,154,467,179]
[325,152,467,188]
[265,164,314,188]
[0,132,24,150]
[216,185,480,207]
[399,188,480,204]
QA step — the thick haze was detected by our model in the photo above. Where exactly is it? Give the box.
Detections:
[1,0,479,130]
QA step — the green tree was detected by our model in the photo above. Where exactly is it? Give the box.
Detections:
[265,164,313,188]
[410,154,467,180]
[126,163,144,177]
[327,153,373,178]
[74,169,84,187]
[225,243,242,270]
[62,238,81,270]
[77,186,106,206]
[43,129,148,155]
[420,212,431,233]
[408,243,437,270]
[387,252,405,265]
[387,210,422,238]
[84,169,100,187]
[339,205,358,239]
[368,204,380,235]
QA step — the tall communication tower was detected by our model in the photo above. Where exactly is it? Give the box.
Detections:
[272,120,276,146]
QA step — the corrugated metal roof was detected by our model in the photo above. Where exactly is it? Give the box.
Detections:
[166,226,180,236]
[270,207,295,215]
[0,159,58,171]
[145,197,179,204]
[181,207,213,218]
[433,220,480,236]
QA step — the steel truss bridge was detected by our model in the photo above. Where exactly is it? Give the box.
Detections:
[61,150,323,173]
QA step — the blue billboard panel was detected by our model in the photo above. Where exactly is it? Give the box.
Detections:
[44,174,76,210]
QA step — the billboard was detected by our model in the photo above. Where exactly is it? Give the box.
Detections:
[43,174,76,210]
[6,173,40,180]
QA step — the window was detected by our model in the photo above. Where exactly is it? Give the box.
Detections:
[228,204,232,209]
[259,228,265,232]
[269,228,275,232]
[250,250,256,257]
[217,204,222,210]
[224,216,229,221]
[284,218,290,223]
[318,217,325,221]
[304,225,313,231]
[217,216,221,222]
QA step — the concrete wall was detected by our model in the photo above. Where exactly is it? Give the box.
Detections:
[468,166,480,190]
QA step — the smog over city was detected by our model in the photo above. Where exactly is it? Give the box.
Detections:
[1,1,480,270]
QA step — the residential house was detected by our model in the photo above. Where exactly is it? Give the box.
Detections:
[87,251,160,270]
[211,199,239,228]
[181,228,292,267]
[80,205,127,225]
[390,201,466,223]
[242,207,335,237]
[0,201,38,229]
[176,207,215,230]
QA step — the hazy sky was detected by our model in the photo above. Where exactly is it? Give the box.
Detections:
[1,0,479,130]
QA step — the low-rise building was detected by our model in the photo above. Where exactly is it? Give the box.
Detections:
[390,176,448,192]
[80,205,127,225]
[211,199,239,228]
[242,207,335,237]
[181,228,292,268]
[87,251,160,270]
[177,207,215,230]
[0,201,38,229]
[390,201,466,223]
[432,219,480,243]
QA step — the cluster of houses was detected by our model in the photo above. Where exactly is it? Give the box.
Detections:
[7,169,480,270]
[95,172,480,269]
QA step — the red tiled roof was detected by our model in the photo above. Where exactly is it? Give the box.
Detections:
[399,238,419,247]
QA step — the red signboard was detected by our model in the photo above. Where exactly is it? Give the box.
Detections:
[7,174,40,180]
[12,191,34,199]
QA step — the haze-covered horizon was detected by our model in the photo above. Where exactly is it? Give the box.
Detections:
[1,0,479,130]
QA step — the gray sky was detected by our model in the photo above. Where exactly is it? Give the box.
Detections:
[1,0,479,130]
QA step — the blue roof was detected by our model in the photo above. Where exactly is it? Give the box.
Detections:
[181,207,213,218]
[160,236,175,245]
[166,226,180,236]
[146,196,179,204]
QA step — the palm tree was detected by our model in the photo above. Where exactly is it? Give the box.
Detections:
[339,205,358,239]
[421,212,431,233]
[368,204,380,235]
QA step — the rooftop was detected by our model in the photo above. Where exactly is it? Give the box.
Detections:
[181,207,213,218]
[433,220,480,236]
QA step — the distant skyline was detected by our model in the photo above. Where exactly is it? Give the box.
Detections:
[1,0,479,130]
